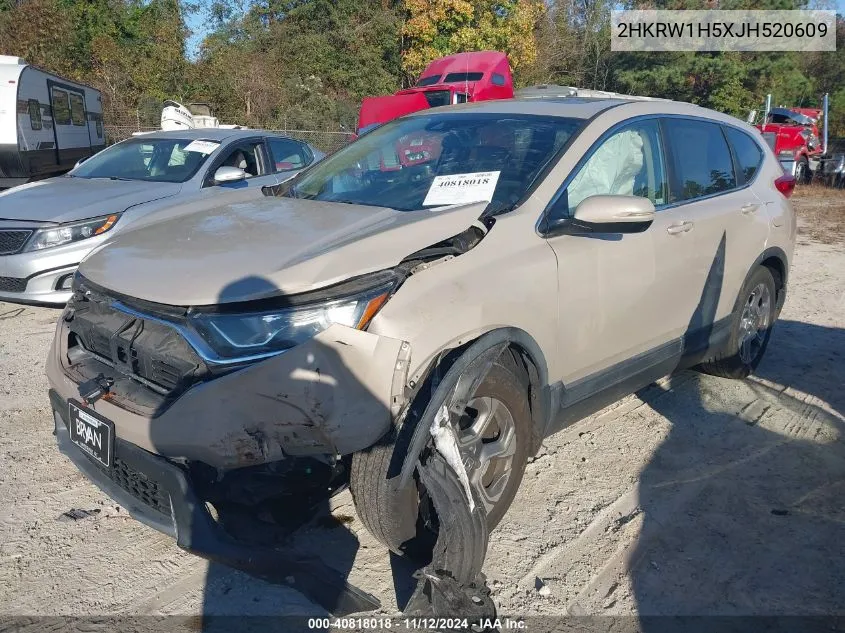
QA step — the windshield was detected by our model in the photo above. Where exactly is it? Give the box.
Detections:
[289,113,583,211]
[71,137,218,183]
[423,90,453,107]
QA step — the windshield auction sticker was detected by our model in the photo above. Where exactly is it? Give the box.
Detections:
[423,171,501,207]
[611,10,836,52]
[183,139,221,154]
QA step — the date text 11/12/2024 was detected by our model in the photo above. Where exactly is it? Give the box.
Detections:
[307,617,528,629]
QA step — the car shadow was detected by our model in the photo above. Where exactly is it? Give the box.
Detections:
[141,275,423,628]
[627,237,845,621]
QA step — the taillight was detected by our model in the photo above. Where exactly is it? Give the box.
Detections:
[775,174,796,198]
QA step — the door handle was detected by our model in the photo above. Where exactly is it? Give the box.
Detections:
[667,221,693,235]
[741,203,760,215]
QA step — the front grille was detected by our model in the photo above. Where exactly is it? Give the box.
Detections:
[64,284,207,408]
[0,230,33,255]
[0,276,26,293]
[109,456,171,516]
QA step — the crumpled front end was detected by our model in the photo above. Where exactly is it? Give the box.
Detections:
[45,278,411,613]
[47,279,411,468]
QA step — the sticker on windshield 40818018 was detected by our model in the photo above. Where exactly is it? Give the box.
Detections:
[423,171,501,207]
[183,140,221,154]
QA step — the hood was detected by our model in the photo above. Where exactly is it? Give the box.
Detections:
[0,177,182,223]
[357,93,431,132]
[80,196,488,306]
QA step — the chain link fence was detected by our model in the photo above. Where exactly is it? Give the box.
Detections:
[103,124,355,154]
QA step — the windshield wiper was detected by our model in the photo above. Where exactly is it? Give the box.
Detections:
[108,176,135,182]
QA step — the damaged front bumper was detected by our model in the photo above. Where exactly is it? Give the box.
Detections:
[47,287,411,468]
[50,388,381,614]
[44,283,417,613]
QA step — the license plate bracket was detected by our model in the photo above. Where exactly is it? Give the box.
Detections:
[68,399,114,468]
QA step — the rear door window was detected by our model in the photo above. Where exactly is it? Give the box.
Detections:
[267,138,311,172]
[51,87,71,125]
[724,126,764,185]
[663,118,736,201]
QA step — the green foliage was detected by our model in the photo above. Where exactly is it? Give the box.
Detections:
[1,0,842,135]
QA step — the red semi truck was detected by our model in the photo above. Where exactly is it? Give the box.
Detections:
[751,93,844,186]
[357,51,514,135]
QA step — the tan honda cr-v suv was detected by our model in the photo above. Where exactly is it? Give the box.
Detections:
[46,97,796,609]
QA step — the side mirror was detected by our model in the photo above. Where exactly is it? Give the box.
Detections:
[213,166,247,184]
[73,156,89,170]
[574,195,655,226]
[544,194,655,236]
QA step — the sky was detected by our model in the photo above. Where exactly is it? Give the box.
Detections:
[185,9,209,60]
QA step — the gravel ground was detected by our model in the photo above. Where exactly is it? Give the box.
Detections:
[1,193,843,626]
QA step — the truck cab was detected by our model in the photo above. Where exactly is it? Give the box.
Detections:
[754,103,828,183]
[356,51,514,134]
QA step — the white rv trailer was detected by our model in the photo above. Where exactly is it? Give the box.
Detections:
[0,56,105,188]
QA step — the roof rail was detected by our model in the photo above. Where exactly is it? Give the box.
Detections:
[516,84,670,102]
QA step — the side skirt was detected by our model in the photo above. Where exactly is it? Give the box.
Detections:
[545,314,733,435]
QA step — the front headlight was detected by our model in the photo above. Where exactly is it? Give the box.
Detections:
[24,214,121,252]
[187,272,398,361]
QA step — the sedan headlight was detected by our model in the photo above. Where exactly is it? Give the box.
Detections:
[187,272,398,361]
[24,214,121,252]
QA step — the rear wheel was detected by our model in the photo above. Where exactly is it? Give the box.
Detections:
[698,266,776,379]
[350,360,532,562]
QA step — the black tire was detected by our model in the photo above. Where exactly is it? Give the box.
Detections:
[795,156,811,185]
[350,360,532,560]
[698,266,777,379]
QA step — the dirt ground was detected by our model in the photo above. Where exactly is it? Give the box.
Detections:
[1,189,843,626]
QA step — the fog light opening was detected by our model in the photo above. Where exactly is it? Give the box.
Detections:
[56,274,75,291]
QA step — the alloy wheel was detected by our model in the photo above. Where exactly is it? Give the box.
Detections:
[738,282,772,364]
[455,396,517,515]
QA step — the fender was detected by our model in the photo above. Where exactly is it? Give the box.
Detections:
[751,246,789,315]
[392,327,552,490]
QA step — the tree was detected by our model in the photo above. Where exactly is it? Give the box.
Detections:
[401,0,544,80]
[0,0,78,78]
[524,0,614,89]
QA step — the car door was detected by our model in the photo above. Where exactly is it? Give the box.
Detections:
[542,118,703,398]
[201,138,280,190]
[659,118,768,351]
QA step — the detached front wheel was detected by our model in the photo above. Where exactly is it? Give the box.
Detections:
[350,360,532,565]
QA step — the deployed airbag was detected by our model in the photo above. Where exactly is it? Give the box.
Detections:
[567,130,645,211]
